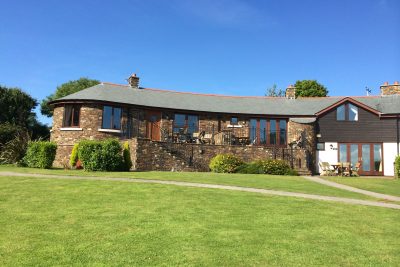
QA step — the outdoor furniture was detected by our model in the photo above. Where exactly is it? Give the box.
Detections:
[319,162,335,176]
[341,162,351,176]
[351,162,361,176]
[330,162,342,175]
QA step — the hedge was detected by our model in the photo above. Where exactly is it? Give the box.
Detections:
[236,159,297,176]
[23,141,57,169]
[76,139,132,172]
[395,155,400,179]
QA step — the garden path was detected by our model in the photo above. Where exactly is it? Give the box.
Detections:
[1,171,400,210]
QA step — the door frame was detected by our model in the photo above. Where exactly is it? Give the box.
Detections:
[146,111,162,141]
[338,142,384,176]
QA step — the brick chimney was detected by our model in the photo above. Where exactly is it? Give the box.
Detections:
[380,81,400,96]
[285,85,296,99]
[127,73,140,88]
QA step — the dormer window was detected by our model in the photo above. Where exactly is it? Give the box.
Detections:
[336,103,358,121]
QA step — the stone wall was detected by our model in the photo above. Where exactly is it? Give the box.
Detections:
[287,120,316,172]
[51,104,122,167]
[50,102,315,173]
[131,138,311,174]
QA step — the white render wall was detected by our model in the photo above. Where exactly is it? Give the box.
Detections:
[316,142,338,174]
[317,142,399,176]
[383,143,399,176]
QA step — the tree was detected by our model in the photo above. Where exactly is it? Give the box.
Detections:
[0,85,37,126]
[41,78,100,117]
[294,80,328,97]
[265,84,285,97]
[0,85,50,163]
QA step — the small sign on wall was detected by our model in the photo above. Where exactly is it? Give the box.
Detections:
[330,143,338,150]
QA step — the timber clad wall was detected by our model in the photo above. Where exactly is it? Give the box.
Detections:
[317,105,397,143]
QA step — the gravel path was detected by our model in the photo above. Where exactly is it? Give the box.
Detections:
[1,171,400,210]
[302,176,400,202]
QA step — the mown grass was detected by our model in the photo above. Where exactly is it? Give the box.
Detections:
[326,176,400,197]
[0,165,373,200]
[0,176,399,266]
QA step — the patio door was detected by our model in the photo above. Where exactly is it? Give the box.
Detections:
[338,143,383,176]
[146,111,161,141]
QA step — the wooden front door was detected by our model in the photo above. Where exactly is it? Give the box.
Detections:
[146,111,161,141]
[338,143,383,176]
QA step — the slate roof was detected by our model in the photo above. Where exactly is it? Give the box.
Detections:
[52,82,400,116]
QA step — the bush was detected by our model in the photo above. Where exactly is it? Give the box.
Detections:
[69,143,79,167]
[395,156,400,179]
[23,141,57,169]
[0,128,30,164]
[77,139,124,171]
[236,159,297,176]
[209,154,243,173]
[123,141,132,171]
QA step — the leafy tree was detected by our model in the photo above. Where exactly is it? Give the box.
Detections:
[265,84,285,97]
[0,85,50,163]
[0,85,37,126]
[41,78,100,117]
[294,80,328,97]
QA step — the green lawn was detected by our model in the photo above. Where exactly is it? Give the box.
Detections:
[325,176,400,197]
[0,176,399,266]
[0,165,375,200]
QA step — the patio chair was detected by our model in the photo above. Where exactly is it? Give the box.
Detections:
[342,162,351,176]
[351,162,361,177]
[319,162,334,176]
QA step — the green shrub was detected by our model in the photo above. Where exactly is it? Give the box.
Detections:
[69,143,79,167]
[209,154,243,173]
[123,141,132,171]
[236,159,297,176]
[395,155,400,179]
[77,139,124,171]
[23,141,57,169]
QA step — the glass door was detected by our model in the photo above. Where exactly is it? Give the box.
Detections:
[338,143,383,176]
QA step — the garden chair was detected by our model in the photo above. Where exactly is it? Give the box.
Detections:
[319,162,334,176]
[341,162,351,176]
[351,162,361,177]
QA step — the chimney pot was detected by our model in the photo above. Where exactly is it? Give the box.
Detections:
[394,81,399,85]
[383,81,389,85]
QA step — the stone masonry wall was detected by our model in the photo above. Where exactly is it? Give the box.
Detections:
[131,138,310,174]
[51,104,122,167]
[287,120,316,172]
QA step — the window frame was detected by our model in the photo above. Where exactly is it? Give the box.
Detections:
[102,106,122,130]
[336,103,359,122]
[173,113,199,134]
[62,104,81,127]
[249,118,287,146]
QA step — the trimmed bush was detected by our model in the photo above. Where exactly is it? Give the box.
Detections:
[23,141,57,169]
[395,155,400,179]
[123,141,132,171]
[236,159,297,176]
[69,143,79,167]
[209,154,243,173]
[77,139,124,171]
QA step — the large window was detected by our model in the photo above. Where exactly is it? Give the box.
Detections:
[173,113,199,134]
[249,119,287,146]
[63,105,81,127]
[337,103,358,121]
[102,106,122,129]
